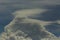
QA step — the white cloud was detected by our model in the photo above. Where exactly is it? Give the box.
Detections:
[12,9,46,17]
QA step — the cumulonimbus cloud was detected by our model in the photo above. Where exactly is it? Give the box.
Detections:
[0,9,59,40]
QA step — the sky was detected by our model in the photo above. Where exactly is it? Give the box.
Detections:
[0,0,60,37]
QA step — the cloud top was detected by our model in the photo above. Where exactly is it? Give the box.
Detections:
[13,8,46,18]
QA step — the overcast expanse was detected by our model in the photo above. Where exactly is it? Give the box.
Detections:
[0,0,60,40]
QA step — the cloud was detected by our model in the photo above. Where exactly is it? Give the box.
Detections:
[0,0,60,40]
[12,8,46,17]
[0,0,60,4]
[0,9,58,40]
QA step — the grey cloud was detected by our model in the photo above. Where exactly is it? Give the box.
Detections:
[0,0,60,5]
[0,0,60,40]
[0,8,60,40]
[1,9,57,40]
